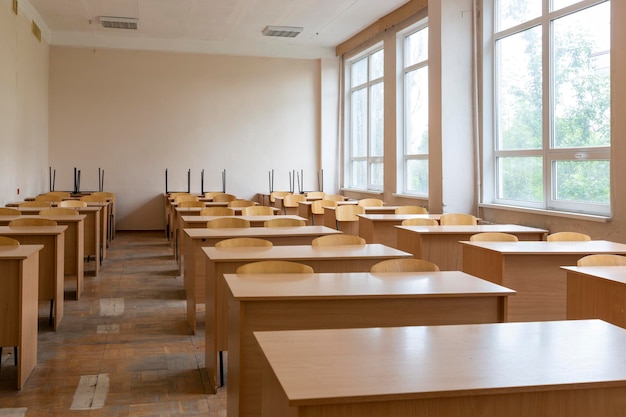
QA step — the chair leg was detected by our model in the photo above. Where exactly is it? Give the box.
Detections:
[219,351,224,387]
[14,347,17,366]
[49,299,54,326]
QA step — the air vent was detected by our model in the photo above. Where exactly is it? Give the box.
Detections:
[99,16,138,30]
[262,26,303,38]
[12,0,18,15]
[31,20,41,41]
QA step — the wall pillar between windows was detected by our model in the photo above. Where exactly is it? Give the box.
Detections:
[428,0,475,215]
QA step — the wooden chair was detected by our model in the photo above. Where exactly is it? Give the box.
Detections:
[0,236,20,365]
[401,218,439,226]
[174,194,199,203]
[370,258,440,273]
[242,206,275,216]
[310,199,337,225]
[577,254,626,266]
[212,193,237,202]
[227,200,256,208]
[325,194,346,202]
[395,206,428,214]
[46,191,71,198]
[282,194,306,214]
[357,198,384,207]
[204,192,223,199]
[199,207,235,216]
[547,232,591,242]
[9,218,58,227]
[169,192,190,199]
[439,213,477,225]
[35,194,63,202]
[39,208,79,216]
[206,218,250,229]
[215,238,273,248]
[18,201,52,208]
[0,207,20,215]
[91,191,115,199]
[334,205,364,232]
[470,232,519,242]
[306,191,325,199]
[80,195,108,203]
[236,260,314,274]
[269,191,291,204]
[177,200,205,208]
[311,234,366,246]
[264,218,306,227]
[58,200,87,208]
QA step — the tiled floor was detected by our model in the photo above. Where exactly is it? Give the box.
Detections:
[0,231,225,416]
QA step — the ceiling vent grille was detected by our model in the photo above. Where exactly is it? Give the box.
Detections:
[99,16,138,30]
[262,26,303,38]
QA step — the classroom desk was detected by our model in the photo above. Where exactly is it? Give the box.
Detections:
[0,244,42,389]
[226,271,515,417]
[0,226,66,330]
[256,320,626,417]
[563,265,626,328]
[322,206,400,234]
[396,224,548,270]
[461,240,626,322]
[357,214,444,246]
[297,200,357,225]
[183,225,342,332]
[202,243,412,392]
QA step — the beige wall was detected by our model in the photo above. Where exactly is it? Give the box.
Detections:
[49,47,328,229]
[0,0,49,204]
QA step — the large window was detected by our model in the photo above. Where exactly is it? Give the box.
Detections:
[488,0,610,215]
[345,46,384,191]
[401,24,429,196]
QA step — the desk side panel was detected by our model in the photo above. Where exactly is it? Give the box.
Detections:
[567,272,626,328]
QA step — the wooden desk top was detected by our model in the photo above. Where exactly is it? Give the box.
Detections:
[226,271,515,300]
[0,244,44,258]
[460,240,626,255]
[0,225,68,235]
[0,215,86,223]
[175,206,274,214]
[255,319,626,404]
[561,266,626,285]
[203,243,411,262]
[359,214,443,221]
[181,215,307,224]
[397,224,547,234]
[184,225,340,240]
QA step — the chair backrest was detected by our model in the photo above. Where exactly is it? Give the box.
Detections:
[334,205,365,222]
[242,206,275,216]
[169,192,190,199]
[401,218,439,226]
[47,191,71,198]
[264,218,306,227]
[283,194,306,208]
[395,206,428,214]
[311,234,366,246]
[577,254,626,266]
[80,195,108,203]
[199,207,235,216]
[212,193,237,202]
[439,213,477,225]
[58,200,88,208]
[0,236,20,246]
[9,218,58,227]
[470,232,519,242]
[270,191,291,203]
[215,238,273,248]
[92,191,115,199]
[206,217,251,229]
[357,198,384,207]
[35,194,63,202]
[177,200,205,208]
[311,199,337,215]
[174,194,199,203]
[236,260,314,274]
[18,201,52,208]
[39,208,79,216]
[204,191,222,199]
[227,199,256,208]
[546,231,591,242]
[370,258,440,273]
[306,191,325,199]
[325,194,346,202]
[0,207,20,215]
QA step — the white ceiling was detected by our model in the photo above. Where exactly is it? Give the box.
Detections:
[26,0,410,59]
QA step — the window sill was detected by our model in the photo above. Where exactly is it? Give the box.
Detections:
[479,203,611,223]
[340,188,383,197]
[391,193,428,201]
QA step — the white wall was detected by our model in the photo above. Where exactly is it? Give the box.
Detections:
[49,47,329,229]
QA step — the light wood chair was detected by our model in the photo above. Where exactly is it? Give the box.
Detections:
[325,194,346,202]
[215,238,273,248]
[206,218,250,229]
[242,206,275,216]
[334,205,364,232]
[370,258,440,273]
[199,207,235,216]
[227,200,256,208]
[174,194,199,203]
[439,213,477,225]
[58,200,87,208]
[547,232,591,242]
[80,195,108,203]
[306,191,325,199]
[204,192,223,199]
[177,200,205,208]
[35,195,63,202]
[212,193,237,202]
[577,254,626,266]
[0,207,20,215]
[270,191,292,203]
[311,234,366,246]
[395,206,428,214]
[169,192,190,199]
[39,208,79,216]
[282,194,306,214]
[310,199,337,225]
[264,218,306,227]
[18,201,52,208]
[401,218,439,226]
[357,198,384,207]
[92,191,115,199]
[9,218,58,227]
[0,236,20,365]
[47,191,71,198]
[470,232,519,242]
[236,260,314,274]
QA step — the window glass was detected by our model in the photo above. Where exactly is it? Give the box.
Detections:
[497,156,543,202]
[405,67,429,154]
[496,0,542,31]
